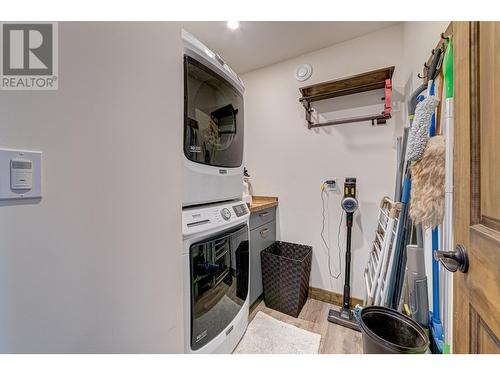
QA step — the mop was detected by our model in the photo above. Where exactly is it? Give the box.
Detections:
[385,173,411,309]
[408,47,445,354]
[441,36,454,355]
[410,136,445,229]
[386,96,437,309]
[387,49,443,312]
[401,87,430,328]
[407,96,439,162]
[394,136,404,201]
[394,50,434,201]
[392,180,413,309]
[394,81,427,202]
[429,52,444,355]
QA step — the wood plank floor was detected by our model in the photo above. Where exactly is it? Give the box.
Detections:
[249,298,363,354]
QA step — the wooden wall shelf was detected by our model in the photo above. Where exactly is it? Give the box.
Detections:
[299,66,395,128]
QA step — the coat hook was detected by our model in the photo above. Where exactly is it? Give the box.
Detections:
[418,72,427,80]
[441,32,450,41]
[424,62,429,69]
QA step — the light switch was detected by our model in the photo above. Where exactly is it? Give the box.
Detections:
[0,148,41,200]
[11,159,33,190]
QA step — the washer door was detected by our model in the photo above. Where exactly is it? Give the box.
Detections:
[189,224,249,351]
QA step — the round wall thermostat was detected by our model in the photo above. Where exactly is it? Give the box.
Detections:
[295,63,313,81]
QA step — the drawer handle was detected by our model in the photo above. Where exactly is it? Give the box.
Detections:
[260,228,270,237]
[259,211,270,218]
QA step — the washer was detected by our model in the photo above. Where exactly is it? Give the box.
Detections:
[182,200,250,353]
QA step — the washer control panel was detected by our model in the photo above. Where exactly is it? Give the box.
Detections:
[182,200,249,237]
[220,208,231,221]
[232,203,248,217]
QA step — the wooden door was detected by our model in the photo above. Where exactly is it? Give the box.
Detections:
[453,21,500,354]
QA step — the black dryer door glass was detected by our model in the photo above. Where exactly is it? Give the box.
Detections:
[184,56,244,168]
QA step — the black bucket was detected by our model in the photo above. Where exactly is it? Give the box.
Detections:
[360,306,429,354]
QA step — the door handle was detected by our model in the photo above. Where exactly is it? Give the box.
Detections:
[434,244,469,273]
[259,211,270,218]
[260,228,270,237]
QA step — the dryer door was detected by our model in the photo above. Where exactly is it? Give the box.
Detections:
[189,224,249,351]
[184,55,244,168]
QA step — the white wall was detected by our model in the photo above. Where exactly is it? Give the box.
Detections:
[0,22,184,353]
[242,22,450,300]
[242,24,406,299]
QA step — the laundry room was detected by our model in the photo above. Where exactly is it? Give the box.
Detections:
[179,21,453,354]
[0,2,499,371]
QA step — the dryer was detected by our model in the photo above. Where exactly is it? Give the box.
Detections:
[182,200,250,353]
[182,30,245,207]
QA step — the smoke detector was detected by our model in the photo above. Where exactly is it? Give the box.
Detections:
[295,63,313,82]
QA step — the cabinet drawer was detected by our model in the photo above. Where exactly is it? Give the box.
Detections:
[249,220,276,305]
[249,207,276,230]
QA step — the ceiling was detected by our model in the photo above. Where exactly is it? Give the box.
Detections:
[181,22,398,74]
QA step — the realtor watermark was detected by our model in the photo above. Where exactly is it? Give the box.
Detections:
[0,22,58,90]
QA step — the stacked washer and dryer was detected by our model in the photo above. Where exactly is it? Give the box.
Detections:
[181,30,250,354]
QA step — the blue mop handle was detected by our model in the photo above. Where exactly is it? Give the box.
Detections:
[402,175,411,204]
[428,79,443,336]
[432,227,440,321]
[429,82,436,136]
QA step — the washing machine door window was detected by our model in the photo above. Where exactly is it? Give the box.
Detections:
[184,55,244,168]
[189,224,249,351]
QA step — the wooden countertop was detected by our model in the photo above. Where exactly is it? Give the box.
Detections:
[247,196,278,213]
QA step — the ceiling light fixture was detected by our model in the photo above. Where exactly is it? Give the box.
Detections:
[227,21,240,30]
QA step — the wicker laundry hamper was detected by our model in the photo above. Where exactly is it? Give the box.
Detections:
[261,241,312,318]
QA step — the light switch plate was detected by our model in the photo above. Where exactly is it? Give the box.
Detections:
[0,148,42,200]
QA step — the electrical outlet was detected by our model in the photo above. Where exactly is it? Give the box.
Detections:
[324,178,337,191]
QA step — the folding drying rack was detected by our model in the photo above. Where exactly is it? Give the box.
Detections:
[363,196,402,306]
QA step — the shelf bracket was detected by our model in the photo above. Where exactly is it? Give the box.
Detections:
[301,99,314,128]
[383,78,392,118]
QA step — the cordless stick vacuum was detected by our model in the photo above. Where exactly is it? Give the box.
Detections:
[328,178,361,331]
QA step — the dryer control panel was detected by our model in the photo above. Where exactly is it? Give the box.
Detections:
[182,200,249,237]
